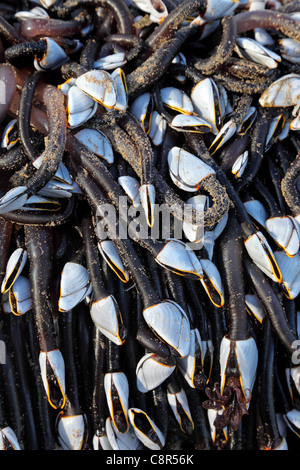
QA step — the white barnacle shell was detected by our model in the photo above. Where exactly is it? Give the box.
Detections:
[201,338,214,382]
[231,151,248,178]
[171,52,187,83]
[200,227,219,261]
[38,180,74,199]
[58,262,92,312]
[220,336,258,400]
[92,432,113,450]
[155,239,203,280]
[15,6,50,21]
[237,106,257,135]
[167,387,194,434]
[266,215,299,257]
[143,300,191,358]
[200,258,224,308]
[90,295,126,345]
[160,87,193,115]
[203,0,238,20]
[33,157,73,188]
[104,372,129,433]
[8,275,31,316]
[278,118,291,141]
[279,38,300,64]
[75,128,114,164]
[244,199,268,229]
[177,328,204,388]
[273,438,288,451]
[110,68,128,111]
[265,114,286,151]
[139,183,156,228]
[68,85,95,115]
[105,418,142,450]
[0,186,28,215]
[295,215,300,234]
[56,413,87,450]
[212,209,229,239]
[21,195,61,212]
[80,24,94,37]
[2,292,11,314]
[259,73,300,108]
[208,119,237,155]
[76,69,117,109]
[198,19,220,40]
[207,408,228,444]
[1,247,27,294]
[286,365,300,398]
[68,39,84,59]
[29,0,57,7]
[254,28,275,47]
[58,77,76,95]
[93,52,126,71]
[34,37,69,71]
[167,146,215,192]
[169,114,212,133]
[288,12,300,21]
[128,408,165,450]
[118,176,140,208]
[68,102,98,129]
[218,83,230,120]
[190,77,222,135]
[274,251,300,300]
[67,85,98,128]
[129,0,168,23]
[39,349,66,409]
[148,110,167,146]
[234,37,281,69]
[136,353,176,393]
[284,409,300,437]
[97,240,129,283]
[245,293,266,323]
[53,162,73,187]
[248,0,275,46]
[40,0,58,7]
[0,427,21,450]
[129,92,153,133]
[182,195,209,244]
[1,119,18,149]
[291,112,300,131]
[244,231,282,283]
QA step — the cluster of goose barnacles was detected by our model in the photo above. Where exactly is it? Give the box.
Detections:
[0,0,299,451]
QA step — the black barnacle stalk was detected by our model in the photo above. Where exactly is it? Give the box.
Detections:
[281,152,300,219]
[256,316,287,450]
[24,225,66,411]
[244,257,297,359]
[55,309,89,450]
[202,212,257,443]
